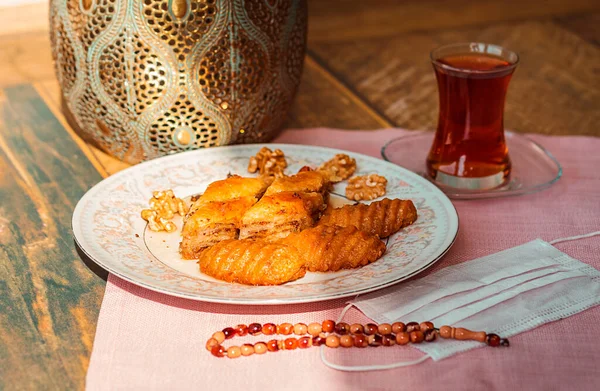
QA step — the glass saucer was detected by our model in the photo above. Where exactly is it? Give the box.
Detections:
[381,131,562,200]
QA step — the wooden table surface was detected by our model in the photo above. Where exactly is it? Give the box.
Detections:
[0,0,599,389]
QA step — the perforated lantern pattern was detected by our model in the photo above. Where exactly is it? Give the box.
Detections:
[50,0,307,163]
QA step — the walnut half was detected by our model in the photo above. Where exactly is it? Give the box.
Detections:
[141,209,177,233]
[141,189,188,232]
[318,154,356,183]
[248,147,287,177]
[345,174,388,201]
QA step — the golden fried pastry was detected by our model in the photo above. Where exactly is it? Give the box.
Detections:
[194,175,270,204]
[180,176,270,259]
[198,239,306,285]
[283,225,386,272]
[180,197,257,259]
[318,198,417,238]
[240,191,326,241]
[264,170,331,197]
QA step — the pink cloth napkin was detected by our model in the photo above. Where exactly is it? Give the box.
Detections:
[87,128,600,391]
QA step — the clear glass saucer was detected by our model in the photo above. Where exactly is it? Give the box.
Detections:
[381,131,562,200]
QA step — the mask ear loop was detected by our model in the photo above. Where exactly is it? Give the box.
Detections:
[320,303,432,372]
[322,230,600,372]
[549,231,600,245]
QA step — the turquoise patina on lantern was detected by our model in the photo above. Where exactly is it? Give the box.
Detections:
[50,0,307,163]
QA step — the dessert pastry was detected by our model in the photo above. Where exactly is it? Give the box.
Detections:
[283,225,386,272]
[180,176,270,259]
[263,170,331,198]
[239,170,331,241]
[318,198,417,238]
[239,191,325,241]
[198,239,306,285]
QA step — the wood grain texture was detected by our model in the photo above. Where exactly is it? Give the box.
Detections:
[285,56,392,129]
[556,13,600,46]
[307,0,600,43]
[0,32,55,88]
[0,2,49,37]
[0,84,105,390]
[33,80,119,177]
[3,0,600,43]
[310,20,600,136]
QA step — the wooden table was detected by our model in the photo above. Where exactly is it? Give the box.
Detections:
[0,1,598,389]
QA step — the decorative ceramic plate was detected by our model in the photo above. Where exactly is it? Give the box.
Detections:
[72,144,458,305]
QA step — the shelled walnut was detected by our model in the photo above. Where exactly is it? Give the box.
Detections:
[141,189,188,232]
[318,154,356,183]
[247,147,287,177]
[345,174,388,201]
[141,209,177,233]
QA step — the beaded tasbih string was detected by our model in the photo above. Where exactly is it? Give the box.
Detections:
[206,320,509,359]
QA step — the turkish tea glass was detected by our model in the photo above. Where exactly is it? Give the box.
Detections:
[427,43,519,190]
